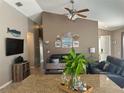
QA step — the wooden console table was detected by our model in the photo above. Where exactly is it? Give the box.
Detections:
[12,62,30,82]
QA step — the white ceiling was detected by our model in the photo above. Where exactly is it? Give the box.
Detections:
[3,0,43,23]
[3,0,124,31]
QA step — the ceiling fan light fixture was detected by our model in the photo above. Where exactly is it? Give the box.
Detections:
[70,0,74,4]
[67,14,77,20]
[67,14,72,19]
[72,15,78,20]
[64,0,89,20]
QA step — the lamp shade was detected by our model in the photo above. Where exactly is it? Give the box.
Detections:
[89,48,95,53]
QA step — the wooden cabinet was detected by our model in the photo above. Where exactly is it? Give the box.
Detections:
[12,62,30,82]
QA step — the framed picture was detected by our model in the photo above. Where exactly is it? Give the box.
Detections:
[55,40,61,48]
[62,38,73,48]
[73,41,79,47]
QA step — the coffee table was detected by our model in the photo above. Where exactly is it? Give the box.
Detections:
[3,74,123,93]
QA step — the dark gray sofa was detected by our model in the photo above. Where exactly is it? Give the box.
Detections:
[89,56,124,88]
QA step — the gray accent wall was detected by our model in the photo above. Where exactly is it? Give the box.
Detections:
[42,12,98,63]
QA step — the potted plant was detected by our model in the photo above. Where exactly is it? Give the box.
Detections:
[63,48,87,89]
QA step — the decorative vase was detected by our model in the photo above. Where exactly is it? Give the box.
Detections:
[68,75,78,90]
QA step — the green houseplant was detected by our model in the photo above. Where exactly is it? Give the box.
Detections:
[63,48,87,89]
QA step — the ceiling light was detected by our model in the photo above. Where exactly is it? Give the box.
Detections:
[15,2,23,7]
[67,14,77,20]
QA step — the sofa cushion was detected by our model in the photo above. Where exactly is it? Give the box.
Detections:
[103,61,110,71]
[107,56,124,67]
[107,64,117,74]
[115,67,122,75]
[90,68,106,74]
[120,69,124,77]
[107,74,124,88]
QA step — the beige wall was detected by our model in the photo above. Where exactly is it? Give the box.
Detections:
[42,12,98,62]
[111,28,124,58]
[0,1,28,87]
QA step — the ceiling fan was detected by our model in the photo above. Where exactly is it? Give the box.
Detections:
[65,0,89,20]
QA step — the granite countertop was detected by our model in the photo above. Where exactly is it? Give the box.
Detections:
[1,74,123,93]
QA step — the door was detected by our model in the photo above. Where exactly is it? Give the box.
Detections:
[99,35,111,61]
[121,32,124,58]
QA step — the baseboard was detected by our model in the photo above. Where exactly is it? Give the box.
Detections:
[0,80,12,90]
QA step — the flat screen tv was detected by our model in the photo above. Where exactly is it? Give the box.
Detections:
[6,38,24,56]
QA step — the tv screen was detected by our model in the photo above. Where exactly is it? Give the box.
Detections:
[6,38,24,56]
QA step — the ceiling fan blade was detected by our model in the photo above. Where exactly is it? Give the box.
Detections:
[77,14,87,18]
[76,9,89,13]
[65,8,71,13]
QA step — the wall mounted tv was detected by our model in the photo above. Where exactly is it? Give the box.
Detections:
[6,38,24,56]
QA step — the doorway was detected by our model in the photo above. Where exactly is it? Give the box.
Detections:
[39,29,44,70]
[99,35,111,61]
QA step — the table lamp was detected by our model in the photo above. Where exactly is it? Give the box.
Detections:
[89,47,95,57]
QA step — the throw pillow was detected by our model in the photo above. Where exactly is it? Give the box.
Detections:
[103,61,110,71]
[97,61,106,70]
[52,59,59,64]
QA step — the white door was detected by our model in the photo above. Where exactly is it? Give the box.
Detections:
[99,35,111,61]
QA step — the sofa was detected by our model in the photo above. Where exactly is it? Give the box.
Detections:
[46,53,80,74]
[89,56,124,88]
[48,54,67,63]
[48,53,80,63]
